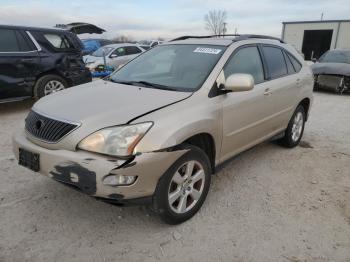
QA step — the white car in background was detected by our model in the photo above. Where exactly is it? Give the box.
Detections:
[84,43,145,71]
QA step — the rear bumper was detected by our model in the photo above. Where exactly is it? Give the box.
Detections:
[13,131,186,202]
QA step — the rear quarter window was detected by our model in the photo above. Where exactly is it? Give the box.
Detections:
[43,33,74,50]
[287,53,302,72]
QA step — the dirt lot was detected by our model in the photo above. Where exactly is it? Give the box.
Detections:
[0,92,349,262]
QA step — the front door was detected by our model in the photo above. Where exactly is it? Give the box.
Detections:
[0,28,39,100]
[220,45,275,162]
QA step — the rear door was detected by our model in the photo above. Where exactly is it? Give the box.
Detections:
[0,28,40,100]
[260,45,300,130]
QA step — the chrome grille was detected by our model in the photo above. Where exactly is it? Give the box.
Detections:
[25,110,78,143]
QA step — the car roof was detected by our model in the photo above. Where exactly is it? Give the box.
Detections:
[103,43,142,48]
[0,24,68,33]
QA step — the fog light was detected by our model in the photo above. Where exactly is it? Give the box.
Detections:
[103,174,137,186]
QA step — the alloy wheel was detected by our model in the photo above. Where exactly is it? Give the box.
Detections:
[291,111,304,142]
[44,80,65,95]
[168,160,205,214]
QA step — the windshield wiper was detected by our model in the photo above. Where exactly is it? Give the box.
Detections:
[133,81,175,91]
[110,79,175,91]
[109,79,133,85]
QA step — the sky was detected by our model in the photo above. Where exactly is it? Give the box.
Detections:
[1,0,350,40]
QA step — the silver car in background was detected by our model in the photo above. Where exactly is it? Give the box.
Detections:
[84,43,145,71]
[312,49,350,94]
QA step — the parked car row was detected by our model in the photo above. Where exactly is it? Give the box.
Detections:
[0,25,91,102]
[81,39,163,56]
[0,24,165,103]
[83,44,146,72]
[2,22,349,105]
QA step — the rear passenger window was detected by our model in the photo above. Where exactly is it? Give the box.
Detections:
[224,46,264,84]
[287,53,302,72]
[262,46,287,79]
[0,29,20,52]
[126,46,142,55]
[44,34,73,49]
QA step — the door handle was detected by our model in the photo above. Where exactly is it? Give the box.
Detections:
[20,58,34,62]
[264,88,272,96]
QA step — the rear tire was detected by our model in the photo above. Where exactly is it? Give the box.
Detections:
[153,145,211,225]
[279,105,306,148]
[34,74,68,100]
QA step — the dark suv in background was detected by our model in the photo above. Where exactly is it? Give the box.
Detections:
[0,25,92,103]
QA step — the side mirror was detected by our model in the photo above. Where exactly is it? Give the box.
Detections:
[110,54,118,58]
[224,73,254,92]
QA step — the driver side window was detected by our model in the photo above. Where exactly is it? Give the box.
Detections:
[224,46,264,84]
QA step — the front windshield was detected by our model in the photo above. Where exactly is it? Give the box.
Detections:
[110,44,226,91]
[91,46,114,57]
[319,50,350,64]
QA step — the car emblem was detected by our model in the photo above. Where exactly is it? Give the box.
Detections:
[35,119,45,130]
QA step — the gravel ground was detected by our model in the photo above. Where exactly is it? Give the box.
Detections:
[0,91,349,262]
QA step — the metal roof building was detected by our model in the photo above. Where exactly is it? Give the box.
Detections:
[281,19,350,60]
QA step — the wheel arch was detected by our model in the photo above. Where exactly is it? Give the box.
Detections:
[298,97,311,121]
[181,133,216,174]
[32,69,70,96]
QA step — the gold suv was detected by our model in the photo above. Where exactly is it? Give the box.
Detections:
[13,35,314,224]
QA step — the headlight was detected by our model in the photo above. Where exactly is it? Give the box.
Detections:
[78,122,153,157]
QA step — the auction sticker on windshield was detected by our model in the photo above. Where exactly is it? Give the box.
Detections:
[194,47,222,54]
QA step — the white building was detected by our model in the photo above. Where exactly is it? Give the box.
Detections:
[281,19,350,60]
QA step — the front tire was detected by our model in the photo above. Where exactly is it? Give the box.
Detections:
[153,145,211,224]
[279,105,306,148]
[34,74,68,99]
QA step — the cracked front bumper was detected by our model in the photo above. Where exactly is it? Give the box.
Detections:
[13,131,186,202]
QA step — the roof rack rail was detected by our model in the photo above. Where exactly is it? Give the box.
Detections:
[170,34,240,41]
[233,34,285,43]
[170,34,285,43]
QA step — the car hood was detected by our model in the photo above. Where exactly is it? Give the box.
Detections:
[32,80,192,131]
[311,62,350,76]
